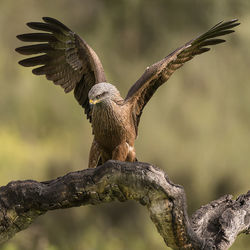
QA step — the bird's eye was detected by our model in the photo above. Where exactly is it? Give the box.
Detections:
[96,94,101,99]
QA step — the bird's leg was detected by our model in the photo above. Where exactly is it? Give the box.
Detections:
[112,142,129,161]
[126,143,136,162]
[112,142,136,162]
[88,140,102,168]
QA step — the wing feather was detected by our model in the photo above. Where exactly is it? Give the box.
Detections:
[16,17,106,122]
[125,19,240,134]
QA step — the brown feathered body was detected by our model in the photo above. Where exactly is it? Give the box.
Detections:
[15,17,240,168]
[90,99,136,166]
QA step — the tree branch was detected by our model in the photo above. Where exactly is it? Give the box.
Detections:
[0,161,249,249]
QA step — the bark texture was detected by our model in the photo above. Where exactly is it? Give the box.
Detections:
[0,160,249,249]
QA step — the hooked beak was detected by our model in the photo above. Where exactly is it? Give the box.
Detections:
[89,99,100,105]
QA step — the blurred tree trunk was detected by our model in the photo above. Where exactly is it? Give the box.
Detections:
[0,161,249,249]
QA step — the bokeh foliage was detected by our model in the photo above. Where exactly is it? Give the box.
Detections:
[0,0,249,249]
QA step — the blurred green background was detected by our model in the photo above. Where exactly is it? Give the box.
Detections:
[0,0,249,249]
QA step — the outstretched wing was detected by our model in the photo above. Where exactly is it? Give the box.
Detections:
[125,19,240,133]
[16,17,106,121]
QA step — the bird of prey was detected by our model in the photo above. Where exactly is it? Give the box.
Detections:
[16,17,239,168]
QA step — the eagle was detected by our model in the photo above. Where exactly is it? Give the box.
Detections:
[16,17,239,168]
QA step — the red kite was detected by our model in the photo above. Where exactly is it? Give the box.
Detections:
[16,17,239,168]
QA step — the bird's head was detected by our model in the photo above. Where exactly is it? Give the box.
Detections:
[88,82,122,106]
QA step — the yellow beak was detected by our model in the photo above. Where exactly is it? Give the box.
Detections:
[89,99,100,105]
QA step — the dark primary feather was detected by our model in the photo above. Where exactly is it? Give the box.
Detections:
[125,19,240,133]
[16,17,106,121]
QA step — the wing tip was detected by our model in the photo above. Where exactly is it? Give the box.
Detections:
[42,17,52,21]
[211,18,240,31]
[18,59,29,67]
[16,34,24,41]
[221,18,240,24]
[32,67,44,75]
[26,22,39,29]
[15,47,21,53]
[26,22,33,27]
[15,47,29,55]
[42,16,71,31]
[223,18,241,28]
[230,18,239,23]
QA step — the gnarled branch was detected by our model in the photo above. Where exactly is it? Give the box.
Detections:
[0,161,249,249]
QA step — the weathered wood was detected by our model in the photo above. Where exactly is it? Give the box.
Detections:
[0,160,249,249]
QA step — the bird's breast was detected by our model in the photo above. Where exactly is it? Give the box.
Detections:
[91,102,135,151]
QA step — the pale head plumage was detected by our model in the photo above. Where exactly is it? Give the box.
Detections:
[88,82,122,104]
